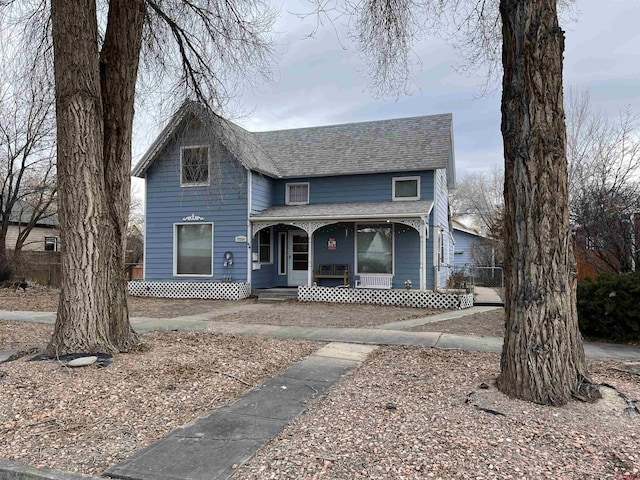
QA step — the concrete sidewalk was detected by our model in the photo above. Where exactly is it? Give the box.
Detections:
[2,307,640,361]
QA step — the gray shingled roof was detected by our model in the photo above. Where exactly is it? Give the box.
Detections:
[250,200,434,221]
[133,102,453,180]
[8,204,58,227]
[254,114,453,178]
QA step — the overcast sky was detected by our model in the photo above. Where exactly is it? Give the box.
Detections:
[132,0,640,181]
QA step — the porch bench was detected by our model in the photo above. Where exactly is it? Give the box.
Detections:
[313,264,350,286]
[355,274,393,289]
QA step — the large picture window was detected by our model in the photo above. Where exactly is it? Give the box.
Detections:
[175,223,213,276]
[181,146,210,186]
[356,223,393,274]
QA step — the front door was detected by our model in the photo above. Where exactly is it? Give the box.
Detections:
[288,230,309,286]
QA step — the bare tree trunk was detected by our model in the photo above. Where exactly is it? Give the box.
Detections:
[496,0,599,405]
[48,0,141,354]
[99,0,146,350]
[0,232,9,278]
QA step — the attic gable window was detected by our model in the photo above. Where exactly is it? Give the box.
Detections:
[286,183,309,205]
[393,176,420,201]
[181,146,210,186]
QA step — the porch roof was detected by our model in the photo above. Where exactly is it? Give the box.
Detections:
[249,200,434,222]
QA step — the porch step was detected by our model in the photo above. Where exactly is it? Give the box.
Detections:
[255,288,299,302]
[258,296,290,302]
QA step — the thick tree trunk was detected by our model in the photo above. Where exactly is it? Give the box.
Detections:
[48,0,141,354]
[496,0,600,405]
[99,0,146,351]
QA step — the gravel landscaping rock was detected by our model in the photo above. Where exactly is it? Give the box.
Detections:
[0,330,319,475]
[235,347,640,480]
[410,308,505,337]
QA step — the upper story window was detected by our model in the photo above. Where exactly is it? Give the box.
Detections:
[286,183,309,205]
[44,236,58,252]
[181,146,210,186]
[392,176,420,201]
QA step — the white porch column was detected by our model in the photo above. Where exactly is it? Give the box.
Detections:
[307,231,314,286]
[420,220,426,290]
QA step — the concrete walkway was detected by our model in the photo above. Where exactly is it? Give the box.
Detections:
[105,342,376,480]
[473,286,504,305]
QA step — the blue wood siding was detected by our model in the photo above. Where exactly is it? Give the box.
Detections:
[394,226,420,289]
[272,171,435,205]
[452,229,482,268]
[313,224,356,286]
[251,172,274,213]
[433,168,451,288]
[250,226,276,287]
[144,124,249,282]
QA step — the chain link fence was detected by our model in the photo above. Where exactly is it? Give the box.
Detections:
[447,264,503,290]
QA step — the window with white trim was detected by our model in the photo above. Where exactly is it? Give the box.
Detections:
[356,223,393,274]
[258,228,272,263]
[286,183,309,205]
[174,223,213,276]
[278,232,287,275]
[393,176,420,201]
[44,236,58,252]
[181,146,210,186]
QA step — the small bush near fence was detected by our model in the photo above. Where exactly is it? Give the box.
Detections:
[9,251,62,287]
[577,273,640,342]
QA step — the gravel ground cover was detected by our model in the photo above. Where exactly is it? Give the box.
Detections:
[235,347,640,480]
[0,288,441,328]
[0,329,319,475]
[0,287,252,318]
[411,308,505,337]
[209,301,438,328]
[0,319,53,350]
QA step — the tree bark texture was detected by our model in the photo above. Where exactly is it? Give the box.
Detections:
[496,0,599,405]
[48,0,142,354]
[99,0,146,350]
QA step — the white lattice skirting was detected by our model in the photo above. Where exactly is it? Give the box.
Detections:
[128,281,252,300]
[298,286,474,310]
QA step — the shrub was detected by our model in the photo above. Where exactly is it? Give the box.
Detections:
[577,273,640,342]
[0,263,12,282]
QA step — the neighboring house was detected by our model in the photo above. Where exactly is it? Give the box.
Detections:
[572,218,640,279]
[133,102,456,297]
[6,204,59,253]
[451,218,493,269]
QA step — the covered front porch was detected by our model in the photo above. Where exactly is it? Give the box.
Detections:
[249,201,434,291]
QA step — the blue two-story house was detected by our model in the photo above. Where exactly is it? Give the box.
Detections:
[131,102,460,305]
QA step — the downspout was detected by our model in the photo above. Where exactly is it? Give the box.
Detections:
[246,169,252,286]
[142,173,147,281]
[433,171,439,290]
